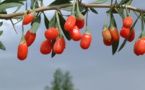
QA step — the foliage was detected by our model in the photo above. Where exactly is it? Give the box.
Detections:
[45,69,76,90]
[0,0,145,59]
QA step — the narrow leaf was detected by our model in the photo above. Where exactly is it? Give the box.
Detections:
[50,0,71,6]
[0,2,23,10]
[0,22,3,27]
[0,9,7,14]
[118,6,125,20]
[51,39,56,58]
[89,8,98,14]
[31,13,41,33]
[120,0,130,4]
[112,41,119,55]
[58,13,71,40]
[43,12,49,29]
[49,13,56,28]
[62,6,85,12]
[30,0,39,9]
[2,0,26,2]
[90,0,109,4]
[0,41,6,50]
[0,31,3,36]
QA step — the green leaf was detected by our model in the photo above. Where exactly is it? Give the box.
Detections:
[118,6,125,20]
[82,8,88,15]
[90,0,109,4]
[0,9,7,14]
[0,41,6,51]
[49,13,56,28]
[0,22,3,27]
[112,41,119,55]
[43,12,49,29]
[120,0,130,4]
[31,13,41,33]
[2,0,26,2]
[134,11,145,22]
[51,39,56,58]
[62,6,85,12]
[0,2,23,11]
[0,31,3,36]
[30,0,39,9]
[50,0,71,6]
[106,8,119,14]
[58,13,71,40]
[89,8,98,14]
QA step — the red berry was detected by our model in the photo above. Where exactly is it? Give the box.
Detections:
[102,29,112,42]
[134,38,145,55]
[25,30,36,47]
[110,26,120,41]
[123,17,133,28]
[40,40,52,54]
[17,42,28,60]
[64,15,76,31]
[103,38,114,46]
[80,33,92,49]
[53,37,66,54]
[69,26,82,41]
[76,19,85,29]
[128,29,135,42]
[23,13,35,25]
[120,27,130,38]
[45,28,59,40]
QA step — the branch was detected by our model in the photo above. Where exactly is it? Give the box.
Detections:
[0,3,144,19]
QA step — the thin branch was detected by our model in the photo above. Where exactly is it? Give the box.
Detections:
[0,3,144,19]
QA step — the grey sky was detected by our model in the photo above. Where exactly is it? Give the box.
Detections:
[0,0,145,90]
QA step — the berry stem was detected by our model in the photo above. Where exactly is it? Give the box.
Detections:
[76,0,80,13]
[55,10,63,37]
[71,0,76,16]
[103,14,109,30]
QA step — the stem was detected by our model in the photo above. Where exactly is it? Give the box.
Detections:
[55,11,63,37]
[85,10,90,33]
[1,4,145,19]
[76,0,80,13]
[85,9,89,27]
[125,5,131,17]
[10,19,17,34]
[40,0,44,7]
[71,0,76,16]
[103,14,109,30]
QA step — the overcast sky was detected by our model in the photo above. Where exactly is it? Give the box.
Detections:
[1,0,145,90]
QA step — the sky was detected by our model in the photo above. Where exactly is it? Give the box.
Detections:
[1,0,145,90]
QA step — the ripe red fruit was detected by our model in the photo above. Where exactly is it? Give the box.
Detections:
[110,26,120,41]
[53,37,66,54]
[23,13,35,25]
[134,38,145,55]
[25,30,36,47]
[134,40,140,56]
[69,26,82,41]
[120,27,130,38]
[64,15,76,31]
[17,42,28,60]
[123,17,133,28]
[76,19,85,29]
[128,29,135,42]
[103,39,114,46]
[45,28,59,40]
[40,40,52,54]
[102,29,112,42]
[80,33,92,49]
